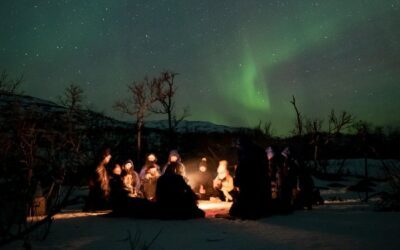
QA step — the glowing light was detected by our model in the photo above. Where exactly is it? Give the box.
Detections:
[28,210,111,221]
[197,200,232,218]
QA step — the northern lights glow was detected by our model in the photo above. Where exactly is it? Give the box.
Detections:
[1,0,399,135]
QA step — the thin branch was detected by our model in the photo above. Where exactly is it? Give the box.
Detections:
[290,95,303,136]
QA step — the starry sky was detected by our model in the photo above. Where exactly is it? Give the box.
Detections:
[1,0,399,135]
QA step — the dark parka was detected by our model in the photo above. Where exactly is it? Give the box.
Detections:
[156,162,205,219]
[109,172,156,218]
[229,137,271,219]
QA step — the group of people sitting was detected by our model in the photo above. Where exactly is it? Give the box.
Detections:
[191,158,236,202]
[84,138,322,220]
[84,148,204,219]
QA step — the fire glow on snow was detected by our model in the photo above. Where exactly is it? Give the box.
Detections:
[29,201,232,221]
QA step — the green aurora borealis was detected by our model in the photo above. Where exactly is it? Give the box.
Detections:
[1,0,399,135]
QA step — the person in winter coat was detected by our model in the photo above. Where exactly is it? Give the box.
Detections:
[277,147,297,214]
[156,162,205,220]
[265,146,281,213]
[139,154,161,201]
[84,148,112,211]
[312,188,324,206]
[121,159,142,198]
[193,157,214,200]
[266,147,280,197]
[229,137,271,219]
[213,160,236,202]
[109,167,157,218]
[162,150,187,181]
[291,160,315,210]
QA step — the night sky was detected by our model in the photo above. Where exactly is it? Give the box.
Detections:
[1,0,399,135]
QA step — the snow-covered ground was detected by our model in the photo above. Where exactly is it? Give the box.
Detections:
[319,159,399,179]
[313,159,398,202]
[4,159,400,250]
[4,200,400,250]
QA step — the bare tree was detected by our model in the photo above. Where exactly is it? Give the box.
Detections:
[305,118,324,171]
[353,120,372,201]
[0,83,92,247]
[59,83,84,113]
[290,95,354,174]
[254,120,274,139]
[152,71,190,147]
[323,110,354,173]
[290,95,303,136]
[263,121,273,138]
[305,110,354,173]
[114,77,158,162]
[57,83,90,175]
[0,70,23,95]
[328,109,353,135]
[0,108,56,247]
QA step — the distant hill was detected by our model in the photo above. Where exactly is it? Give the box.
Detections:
[146,120,241,133]
[0,93,130,129]
[0,93,241,133]
[0,92,64,113]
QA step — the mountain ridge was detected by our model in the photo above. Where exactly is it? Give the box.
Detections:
[0,93,241,133]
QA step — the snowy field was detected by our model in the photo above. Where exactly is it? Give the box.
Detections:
[4,200,400,250]
[4,159,400,250]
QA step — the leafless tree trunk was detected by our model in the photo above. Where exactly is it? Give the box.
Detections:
[290,95,303,136]
[357,121,370,201]
[114,78,158,162]
[263,121,273,138]
[305,118,324,171]
[152,71,190,148]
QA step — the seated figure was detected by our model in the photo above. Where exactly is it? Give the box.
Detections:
[139,154,161,201]
[156,162,205,220]
[213,160,236,202]
[193,157,214,200]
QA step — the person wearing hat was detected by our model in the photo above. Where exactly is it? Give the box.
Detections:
[109,162,157,218]
[84,147,112,211]
[277,146,297,213]
[121,159,142,198]
[162,150,187,180]
[266,146,281,213]
[156,162,205,219]
[139,153,161,201]
[229,136,271,219]
[266,147,278,192]
[193,157,214,200]
[213,160,235,202]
